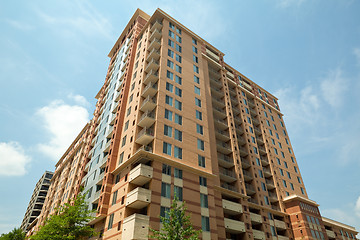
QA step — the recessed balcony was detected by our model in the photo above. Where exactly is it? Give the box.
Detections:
[129,164,153,186]
[274,219,286,230]
[210,87,223,98]
[215,130,230,141]
[269,192,279,202]
[236,127,244,135]
[222,199,243,215]
[149,28,162,42]
[209,67,221,80]
[137,111,155,128]
[252,118,260,126]
[250,108,258,117]
[253,229,266,240]
[250,212,262,224]
[92,190,101,204]
[216,141,232,154]
[144,70,159,85]
[242,170,253,181]
[140,96,157,112]
[245,183,256,195]
[239,148,248,157]
[261,157,269,166]
[219,167,237,183]
[238,136,246,146]
[241,159,251,169]
[221,182,238,192]
[326,230,336,239]
[259,146,267,155]
[210,77,222,87]
[277,235,290,240]
[148,38,161,51]
[265,179,275,189]
[103,140,111,153]
[218,154,234,168]
[122,213,150,240]
[213,107,227,118]
[150,19,162,33]
[142,82,158,98]
[214,118,228,130]
[256,136,264,145]
[224,218,246,234]
[135,127,154,145]
[126,187,151,209]
[97,171,105,185]
[254,127,262,136]
[248,100,255,108]
[146,48,160,61]
[263,168,272,178]
[145,58,159,73]
[212,97,225,107]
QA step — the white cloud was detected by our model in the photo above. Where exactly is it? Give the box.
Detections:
[68,93,90,107]
[355,196,360,217]
[320,68,348,108]
[36,99,89,161]
[0,142,31,176]
[6,19,34,31]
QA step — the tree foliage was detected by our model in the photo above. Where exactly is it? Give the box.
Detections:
[30,194,97,240]
[150,196,201,240]
[0,227,25,240]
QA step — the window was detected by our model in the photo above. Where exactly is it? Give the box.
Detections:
[108,213,114,230]
[283,130,287,136]
[121,135,127,147]
[199,176,207,186]
[283,180,287,188]
[264,196,270,205]
[126,107,131,116]
[249,127,253,133]
[194,75,200,84]
[287,171,291,179]
[168,39,174,47]
[168,49,174,58]
[192,38,197,45]
[165,109,173,120]
[281,151,285,158]
[175,54,182,63]
[197,139,204,150]
[266,120,270,126]
[271,139,276,145]
[285,138,289,144]
[277,158,281,165]
[112,190,118,205]
[192,46,198,53]
[165,95,173,106]
[276,132,279,139]
[196,110,202,120]
[288,147,292,154]
[174,186,183,200]
[174,146,182,159]
[175,114,182,125]
[280,169,284,176]
[176,35,182,43]
[193,65,199,73]
[163,142,172,155]
[119,152,124,164]
[301,187,305,194]
[160,206,170,222]
[284,161,288,168]
[291,156,295,163]
[251,136,256,143]
[196,124,204,135]
[175,75,182,85]
[297,176,302,184]
[172,129,181,141]
[194,86,200,95]
[169,22,175,29]
[201,216,210,232]
[273,124,277,130]
[176,65,182,73]
[176,28,181,34]
[193,55,198,63]
[164,125,172,137]
[271,226,277,236]
[200,193,208,208]
[167,70,174,80]
[245,108,249,114]
[176,44,182,52]
[256,158,260,166]
[243,99,247,105]
[174,168,182,179]
[264,111,268,117]
[294,166,298,173]
[175,99,182,110]
[166,82,173,92]
[290,183,294,190]
[195,98,201,107]
[162,164,171,175]
[258,170,263,178]
[278,142,282,149]
[261,182,267,191]
[169,30,175,38]
[198,155,205,167]
[161,182,171,198]
[124,120,129,131]
[175,87,182,97]
[129,94,133,103]
[253,147,258,154]
[167,60,174,69]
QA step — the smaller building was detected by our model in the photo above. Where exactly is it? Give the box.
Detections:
[20,171,53,232]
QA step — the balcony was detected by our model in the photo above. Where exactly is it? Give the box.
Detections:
[256,136,264,145]
[150,19,162,33]
[147,48,160,61]
[149,28,162,42]
[218,154,234,168]
[212,97,225,107]
[144,69,159,85]
[224,218,246,234]
[248,100,255,108]
[216,141,232,154]
[122,214,149,240]
[213,107,227,118]
[84,161,91,172]
[97,171,105,185]
[148,38,161,51]
[214,118,228,130]
[110,114,116,126]
[252,118,260,126]
[265,179,275,189]
[238,136,246,146]
[138,111,155,128]
[239,148,248,157]
[106,125,114,138]
[263,168,272,177]
[126,187,151,209]
[260,157,269,166]
[209,67,221,79]
[210,77,222,88]
[232,107,240,115]
[277,236,290,240]
[129,164,153,186]
[259,146,267,155]
[254,127,262,136]
[222,199,243,215]
[145,58,159,73]
[135,127,154,145]
[326,230,336,239]
[269,192,279,202]
[215,130,230,141]
[142,82,158,99]
[92,190,101,203]
[241,158,251,169]
[219,167,237,183]
[103,140,111,153]
[221,182,238,192]
[250,108,258,117]
[242,170,253,181]
[236,127,244,136]
[250,212,262,224]
[140,96,157,112]
[274,219,286,230]
[210,87,223,98]
[245,183,256,195]
[253,229,266,240]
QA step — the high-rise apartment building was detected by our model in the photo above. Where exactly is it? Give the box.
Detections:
[21,171,53,233]
[34,8,358,240]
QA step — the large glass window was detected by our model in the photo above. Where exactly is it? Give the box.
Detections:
[163,142,172,155]
[200,193,208,208]
[174,146,182,159]
[161,182,171,198]
[164,125,172,137]
[201,216,210,231]
[174,186,183,200]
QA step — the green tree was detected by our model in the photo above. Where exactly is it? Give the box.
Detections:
[30,194,97,240]
[0,227,25,240]
[150,196,201,240]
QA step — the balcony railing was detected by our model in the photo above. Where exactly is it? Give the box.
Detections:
[138,110,155,128]
[136,127,154,145]
[146,48,160,61]
[221,182,238,192]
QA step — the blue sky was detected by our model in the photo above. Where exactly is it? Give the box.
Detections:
[0,0,359,234]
